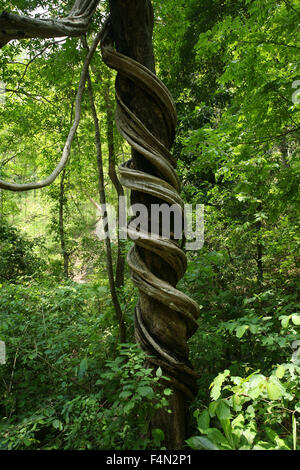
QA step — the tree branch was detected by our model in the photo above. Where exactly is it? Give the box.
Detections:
[6,87,53,103]
[0,0,99,48]
[240,127,300,146]
[0,29,102,192]
[1,153,18,167]
[241,39,300,50]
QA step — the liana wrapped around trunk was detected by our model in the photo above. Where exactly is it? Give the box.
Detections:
[102,0,200,449]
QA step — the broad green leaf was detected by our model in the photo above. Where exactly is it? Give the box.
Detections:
[266,382,283,400]
[236,325,249,338]
[275,365,285,379]
[119,391,132,400]
[52,419,62,430]
[249,324,259,334]
[186,436,219,450]
[137,386,154,398]
[197,410,210,431]
[216,400,231,421]
[210,370,230,400]
[206,428,229,446]
[209,401,219,417]
[281,316,290,328]
[291,315,300,326]
[210,385,221,401]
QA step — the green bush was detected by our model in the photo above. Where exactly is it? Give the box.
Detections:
[0,281,169,450]
[0,221,41,281]
[187,364,300,450]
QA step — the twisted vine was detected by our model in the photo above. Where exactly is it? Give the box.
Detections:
[101,19,200,400]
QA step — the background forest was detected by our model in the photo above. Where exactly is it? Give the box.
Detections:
[0,0,299,451]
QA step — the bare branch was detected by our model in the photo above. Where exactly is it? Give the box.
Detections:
[0,29,102,192]
[6,87,53,103]
[0,0,99,48]
[1,153,17,167]
[240,39,300,50]
[18,41,63,84]
[240,126,300,146]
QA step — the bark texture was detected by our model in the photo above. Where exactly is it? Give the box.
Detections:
[102,0,200,449]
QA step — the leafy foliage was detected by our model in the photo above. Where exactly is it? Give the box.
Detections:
[0,280,167,449]
[0,220,40,281]
[0,0,299,451]
[187,363,299,450]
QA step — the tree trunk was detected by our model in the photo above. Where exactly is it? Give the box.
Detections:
[279,137,290,168]
[86,70,127,344]
[104,0,200,449]
[59,168,69,278]
[256,202,263,289]
[104,80,125,288]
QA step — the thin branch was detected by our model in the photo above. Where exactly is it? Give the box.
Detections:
[6,87,52,103]
[86,71,127,343]
[240,127,300,146]
[282,0,300,16]
[7,40,66,67]
[17,41,63,85]
[83,38,126,343]
[0,29,102,192]
[1,153,17,167]
[240,39,300,50]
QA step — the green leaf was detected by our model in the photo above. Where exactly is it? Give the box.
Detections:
[281,316,290,328]
[123,401,135,413]
[232,394,242,411]
[266,382,283,400]
[210,385,221,401]
[291,315,300,326]
[220,418,235,449]
[206,428,229,446]
[275,365,285,379]
[152,428,164,443]
[78,358,88,378]
[137,386,154,398]
[52,419,63,430]
[209,401,219,417]
[216,400,231,421]
[249,324,260,334]
[211,369,230,388]
[236,325,249,338]
[119,391,132,400]
[156,367,162,378]
[186,436,219,450]
[210,370,230,400]
[197,410,210,431]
